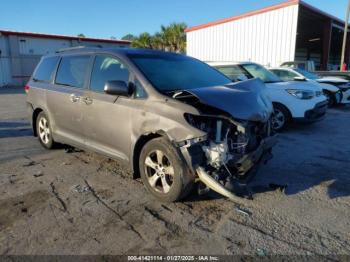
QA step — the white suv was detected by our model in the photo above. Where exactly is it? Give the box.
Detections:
[208,62,328,131]
[270,67,343,106]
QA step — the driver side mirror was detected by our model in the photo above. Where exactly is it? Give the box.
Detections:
[294,76,306,81]
[104,80,133,97]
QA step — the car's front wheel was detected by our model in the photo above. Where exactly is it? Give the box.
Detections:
[271,104,290,131]
[139,137,194,202]
[36,111,56,149]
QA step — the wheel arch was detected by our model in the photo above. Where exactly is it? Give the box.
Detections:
[272,102,292,120]
[132,131,170,179]
[32,108,43,137]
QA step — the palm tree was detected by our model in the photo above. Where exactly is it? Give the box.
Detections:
[121,34,136,41]
[131,32,153,49]
[151,32,165,50]
[160,23,187,53]
[130,23,187,53]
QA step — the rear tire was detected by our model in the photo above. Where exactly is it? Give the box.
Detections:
[139,137,194,202]
[36,111,56,149]
[272,104,290,131]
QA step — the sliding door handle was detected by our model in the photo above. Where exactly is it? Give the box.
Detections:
[70,94,80,103]
[82,97,93,105]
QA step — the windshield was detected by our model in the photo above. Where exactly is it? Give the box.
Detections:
[241,63,281,83]
[128,53,231,92]
[294,68,319,80]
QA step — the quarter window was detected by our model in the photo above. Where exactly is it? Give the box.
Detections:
[33,56,60,83]
[90,55,130,93]
[272,70,297,81]
[55,55,91,88]
[216,66,250,81]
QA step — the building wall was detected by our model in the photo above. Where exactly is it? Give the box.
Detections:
[0,36,11,86]
[0,35,129,87]
[186,5,299,67]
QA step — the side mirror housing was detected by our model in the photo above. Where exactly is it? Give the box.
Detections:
[104,80,133,97]
[294,76,306,81]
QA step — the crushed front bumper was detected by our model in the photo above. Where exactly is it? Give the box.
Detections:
[179,135,277,203]
[233,135,277,182]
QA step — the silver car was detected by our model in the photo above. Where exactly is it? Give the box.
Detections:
[26,47,276,202]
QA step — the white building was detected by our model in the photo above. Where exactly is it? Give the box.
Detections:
[0,30,130,87]
[186,0,350,70]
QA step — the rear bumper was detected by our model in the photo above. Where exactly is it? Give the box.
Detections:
[294,101,328,122]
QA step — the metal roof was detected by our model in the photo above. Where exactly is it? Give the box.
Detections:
[185,0,348,33]
[0,30,131,45]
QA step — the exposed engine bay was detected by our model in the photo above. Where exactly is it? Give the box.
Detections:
[172,83,277,202]
[184,113,275,188]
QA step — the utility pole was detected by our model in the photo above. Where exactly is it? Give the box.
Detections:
[340,0,350,71]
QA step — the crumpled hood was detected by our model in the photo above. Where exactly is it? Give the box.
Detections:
[315,82,340,92]
[185,78,273,122]
[317,77,348,84]
[265,80,323,91]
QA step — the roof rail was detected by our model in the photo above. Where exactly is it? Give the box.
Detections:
[56,45,103,53]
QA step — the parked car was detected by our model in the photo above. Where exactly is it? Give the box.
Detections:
[270,67,342,106]
[26,47,276,202]
[280,60,316,72]
[208,62,328,131]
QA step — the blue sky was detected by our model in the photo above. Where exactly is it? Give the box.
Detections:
[0,0,348,39]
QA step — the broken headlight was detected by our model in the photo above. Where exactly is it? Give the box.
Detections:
[184,113,217,134]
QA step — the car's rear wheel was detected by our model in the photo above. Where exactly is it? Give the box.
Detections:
[272,104,290,131]
[139,137,194,202]
[36,111,56,149]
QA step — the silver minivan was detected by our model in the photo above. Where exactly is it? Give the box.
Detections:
[26,47,276,202]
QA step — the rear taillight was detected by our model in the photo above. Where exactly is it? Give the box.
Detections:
[24,84,30,94]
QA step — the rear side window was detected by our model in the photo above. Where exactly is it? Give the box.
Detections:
[272,70,296,81]
[33,56,60,83]
[90,55,130,93]
[216,65,249,81]
[55,55,90,88]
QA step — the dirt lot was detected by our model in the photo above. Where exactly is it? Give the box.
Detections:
[0,87,349,257]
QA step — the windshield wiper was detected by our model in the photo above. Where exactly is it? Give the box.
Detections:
[265,80,282,84]
[58,83,75,88]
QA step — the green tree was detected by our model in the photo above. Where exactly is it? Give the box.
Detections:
[131,23,187,53]
[131,32,153,49]
[160,23,187,53]
[122,34,136,41]
[77,33,86,38]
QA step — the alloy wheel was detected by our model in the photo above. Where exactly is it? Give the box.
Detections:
[38,116,50,144]
[272,108,285,130]
[144,150,174,194]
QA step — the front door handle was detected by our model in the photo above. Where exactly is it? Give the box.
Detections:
[82,97,93,105]
[70,94,80,103]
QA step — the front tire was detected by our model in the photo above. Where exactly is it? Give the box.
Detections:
[272,104,290,131]
[139,137,194,202]
[36,111,56,149]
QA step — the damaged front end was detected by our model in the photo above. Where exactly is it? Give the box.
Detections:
[174,79,277,202]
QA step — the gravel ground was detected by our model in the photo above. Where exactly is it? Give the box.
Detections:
[0,87,349,257]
